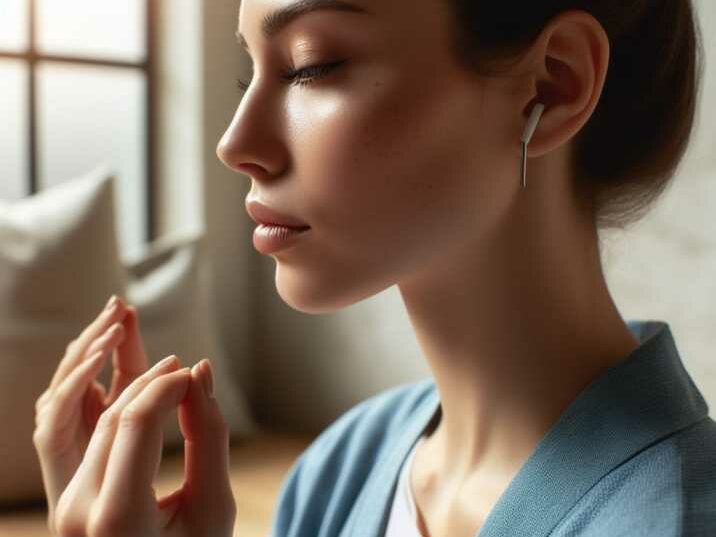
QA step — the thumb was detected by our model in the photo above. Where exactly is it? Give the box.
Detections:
[178,360,235,515]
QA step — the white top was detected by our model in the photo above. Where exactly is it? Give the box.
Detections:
[384,435,428,537]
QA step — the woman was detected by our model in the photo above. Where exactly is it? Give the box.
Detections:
[33,0,715,536]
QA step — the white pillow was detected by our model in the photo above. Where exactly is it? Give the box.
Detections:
[0,166,256,504]
[121,229,257,450]
[0,165,127,503]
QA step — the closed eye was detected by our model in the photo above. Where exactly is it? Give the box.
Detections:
[237,60,346,92]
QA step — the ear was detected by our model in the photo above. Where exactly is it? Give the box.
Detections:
[520,9,610,158]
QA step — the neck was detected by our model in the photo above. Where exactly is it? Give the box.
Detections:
[397,162,639,487]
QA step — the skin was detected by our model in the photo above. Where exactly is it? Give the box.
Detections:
[33,296,236,536]
[218,1,640,536]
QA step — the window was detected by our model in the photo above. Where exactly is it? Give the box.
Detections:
[0,0,158,253]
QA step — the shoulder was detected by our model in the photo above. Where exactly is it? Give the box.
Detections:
[268,378,436,536]
[554,417,716,536]
[672,416,716,535]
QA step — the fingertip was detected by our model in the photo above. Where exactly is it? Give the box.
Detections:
[171,365,190,378]
[113,321,126,336]
[199,359,214,398]
[121,304,138,326]
[176,367,192,402]
[190,361,202,379]
[163,366,193,405]
[111,294,127,313]
[188,362,206,400]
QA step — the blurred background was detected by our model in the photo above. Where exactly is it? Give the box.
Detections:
[0,0,714,535]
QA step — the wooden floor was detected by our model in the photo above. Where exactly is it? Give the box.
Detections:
[0,428,315,537]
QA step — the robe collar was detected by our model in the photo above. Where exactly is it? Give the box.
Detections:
[349,320,710,537]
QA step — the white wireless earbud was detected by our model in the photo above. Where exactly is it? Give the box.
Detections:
[520,103,545,188]
[521,103,545,145]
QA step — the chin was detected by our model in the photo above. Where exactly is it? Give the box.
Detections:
[273,260,394,315]
[274,263,346,315]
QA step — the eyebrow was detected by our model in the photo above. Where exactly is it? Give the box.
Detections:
[236,0,369,51]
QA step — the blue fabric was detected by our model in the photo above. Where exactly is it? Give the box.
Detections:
[268,320,716,536]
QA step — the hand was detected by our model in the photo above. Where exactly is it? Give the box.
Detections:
[33,296,236,537]
[33,295,146,530]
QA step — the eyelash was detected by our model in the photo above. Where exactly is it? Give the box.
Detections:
[236,61,344,92]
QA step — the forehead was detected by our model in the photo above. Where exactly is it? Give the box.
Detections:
[236,0,455,64]
[237,0,373,40]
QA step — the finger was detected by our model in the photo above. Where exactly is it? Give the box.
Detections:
[35,352,105,428]
[83,379,108,430]
[98,367,192,514]
[38,351,110,440]
[36,323,121,418]
[179,359,234,510]
[155,486,184,529]
[48,295,127,392]
[83,322,125,365]
[71,355,181,497]
[33,351,111,529]
[106,305,149,404]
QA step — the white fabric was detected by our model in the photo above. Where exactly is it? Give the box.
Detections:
[384,435,427,537]
[0,166,256,503]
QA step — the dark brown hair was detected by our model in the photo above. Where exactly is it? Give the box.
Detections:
[445,0,705,230]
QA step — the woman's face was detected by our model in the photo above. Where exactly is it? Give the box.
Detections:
[217,0,520,313]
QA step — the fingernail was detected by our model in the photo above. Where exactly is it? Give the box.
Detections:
[105,295,118,310]
[200,359,214,398]
[105,301,120,317]
[155,355,178,370]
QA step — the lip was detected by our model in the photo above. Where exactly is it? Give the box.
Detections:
[252,223,310,255]
[245,200,310,229]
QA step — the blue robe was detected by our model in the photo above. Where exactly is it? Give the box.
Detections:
[268,320,716,536]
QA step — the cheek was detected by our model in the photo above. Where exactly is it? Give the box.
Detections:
[288,67,485,268]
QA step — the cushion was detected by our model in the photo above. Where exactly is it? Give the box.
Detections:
[0,165,256,504]
[120,229,257,450]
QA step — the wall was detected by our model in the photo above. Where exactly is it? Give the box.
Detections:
[156,0,255,403]
[601,0,716,421]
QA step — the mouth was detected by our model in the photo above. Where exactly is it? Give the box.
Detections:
[252,223,311,254]
[260,223,311,231]
[245,199,310,229]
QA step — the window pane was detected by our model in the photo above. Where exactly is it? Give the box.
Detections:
[0,60,28,200]
[37,61,147,254]
[0,0,29,51]
[37,0,146,63]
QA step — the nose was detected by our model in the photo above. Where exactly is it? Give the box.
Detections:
[216,118,245,173]
[215,99,285,182]
[216,133,234,170]
[217,133,271,181]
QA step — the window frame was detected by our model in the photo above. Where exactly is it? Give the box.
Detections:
[0,0,158,242]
